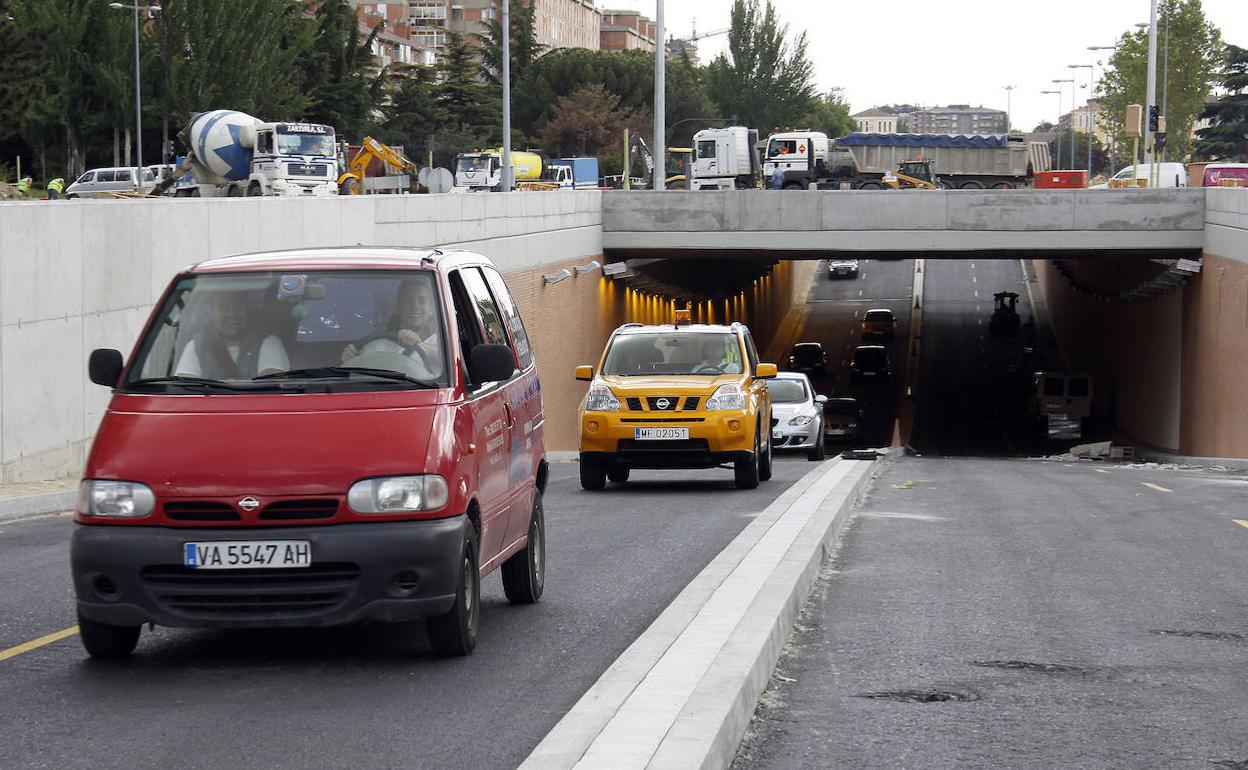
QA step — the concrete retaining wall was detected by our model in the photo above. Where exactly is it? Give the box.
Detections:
[0,193,602,482]
[602,188,1206,255]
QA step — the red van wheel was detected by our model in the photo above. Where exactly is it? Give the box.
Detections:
[502,492,545,604]
[427,525,479,656]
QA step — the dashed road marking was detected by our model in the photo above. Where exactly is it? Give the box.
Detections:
[858,289,863,297]
[972,275,977,284]
[1142,482,1172,493]
[0,626,79,663]
[974,289,979,298]
[1095,468,1109,474]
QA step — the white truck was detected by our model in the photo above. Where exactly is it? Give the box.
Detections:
[154,110,339,198]
[761,130,834,190]
[690,126,760,190]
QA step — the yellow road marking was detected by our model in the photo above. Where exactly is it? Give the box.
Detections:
[0,626,79,663]
[1142,482,1172,493]
[1233,520,1248,529]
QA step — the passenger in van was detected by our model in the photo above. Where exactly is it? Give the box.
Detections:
[341,278,442,371]
[175,291,290,379]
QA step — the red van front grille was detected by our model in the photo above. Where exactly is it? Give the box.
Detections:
[164,502,241,522]
[140,563,361,618]
[259,499,340,521]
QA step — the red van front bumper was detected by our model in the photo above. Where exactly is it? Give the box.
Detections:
[71,516,468,628]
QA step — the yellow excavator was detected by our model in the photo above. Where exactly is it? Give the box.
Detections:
[883,160,940,190]
[338,136,418,195]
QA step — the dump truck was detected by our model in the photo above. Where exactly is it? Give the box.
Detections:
[453,149,543,192]
[152,110,339,197]
[826,133,1051,190]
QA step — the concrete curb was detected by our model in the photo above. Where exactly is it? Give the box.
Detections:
[520,455,880,769]
[0,490,76,522]
[1132,447,1248,471]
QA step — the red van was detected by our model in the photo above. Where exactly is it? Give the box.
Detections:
[71,248,547,658]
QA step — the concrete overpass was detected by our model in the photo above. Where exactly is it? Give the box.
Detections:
[602,189,1206,260]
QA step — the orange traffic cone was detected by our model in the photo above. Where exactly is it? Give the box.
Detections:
[890,419,902,447]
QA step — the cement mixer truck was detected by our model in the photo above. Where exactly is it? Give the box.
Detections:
[452,149,544,192]
[153,110,339,198]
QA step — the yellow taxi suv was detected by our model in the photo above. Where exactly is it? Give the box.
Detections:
[575,320,777,490]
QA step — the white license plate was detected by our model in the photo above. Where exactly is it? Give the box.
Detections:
[635,427,689,440]
[773,430,784,439]
[183,541,311,570]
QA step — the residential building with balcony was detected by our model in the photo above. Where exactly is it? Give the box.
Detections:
[911,105,1007,135]
[600,8,654,52]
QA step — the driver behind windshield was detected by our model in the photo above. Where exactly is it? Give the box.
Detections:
[695,336,739,374]
[175,291,289,379]
[341,278,442,371]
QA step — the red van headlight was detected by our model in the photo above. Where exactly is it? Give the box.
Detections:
[77,480,156,518]
[347,475,450,514]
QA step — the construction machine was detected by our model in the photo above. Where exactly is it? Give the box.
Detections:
[883,160,940,190]
[989,291,1022,337]
[338,136,418,195]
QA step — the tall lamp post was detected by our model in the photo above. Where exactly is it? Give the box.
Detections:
[1002,85,1016,132]
[1068,64,1093,173]
[1088,45,1115,173]
[109,2,160,175]
[653,0,666,191]
[1041,90,1062,168]
[1052,77,1076,170]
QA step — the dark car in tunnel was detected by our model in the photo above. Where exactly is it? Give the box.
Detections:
[822,398,863,443]
[788,342,827,374]
[850,345,892,384]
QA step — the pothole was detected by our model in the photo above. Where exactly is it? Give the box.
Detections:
[1151,629,1246,643]
[855,688,980,703]
[970,660,1089,674]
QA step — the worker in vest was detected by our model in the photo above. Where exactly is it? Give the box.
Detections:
[46,177,65,200]
[15,176,32,196]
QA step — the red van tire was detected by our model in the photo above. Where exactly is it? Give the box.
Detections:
[580,460,607,490]
[427,526,480,656]
[77,612,141,659]
[502,493,545,604]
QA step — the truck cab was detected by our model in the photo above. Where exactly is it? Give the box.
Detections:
[762,131,831,189]
[453,150,545,192]
[690,126,760,191]
[248,122,339,197]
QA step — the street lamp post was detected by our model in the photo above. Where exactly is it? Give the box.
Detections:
[653,0,666,191]
[1068,64,1093,173]
[1041,90,1062,168]
[1088,45,1115,174]
[501,0,511,191]
[1003,85,1016,132]
[1143,4,1159,183]
[1052,77,1076,170]
[109,2,160,176]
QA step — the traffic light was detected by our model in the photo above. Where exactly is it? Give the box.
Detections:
[1148,105,1160,132]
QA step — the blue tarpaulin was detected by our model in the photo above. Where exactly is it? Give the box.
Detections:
[837,133,1010,148]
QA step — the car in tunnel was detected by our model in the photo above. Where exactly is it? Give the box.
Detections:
[575,320,777,490]
[788,342,827,374]
[767,372,827,461]
[850,345,892,384]
[860,308,897,340]
[828,259,860,279]
[822,397,864,443]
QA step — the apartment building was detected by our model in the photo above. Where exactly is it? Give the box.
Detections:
[911,105,1007,135]
[353,2,436,66]
[600,8,655,52]
[533,0,600,50]
[399,0,604,55]
[851,109,898,134]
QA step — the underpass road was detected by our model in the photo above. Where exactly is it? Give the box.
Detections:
[0,458,818,770]
[735,457,1248,770]
[792,259,914,447]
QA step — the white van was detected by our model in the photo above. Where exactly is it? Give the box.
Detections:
[65,167,157,198]
[1093,162,1187,189]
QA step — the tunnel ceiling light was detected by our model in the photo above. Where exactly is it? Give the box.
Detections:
[575,261,601,276]
[602,261,629,277]
[543,269,571,285]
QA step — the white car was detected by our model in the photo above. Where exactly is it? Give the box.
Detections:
[767,372,827,461]
[829,259,860,278]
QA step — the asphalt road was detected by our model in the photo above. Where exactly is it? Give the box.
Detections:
[787,259,914,447]
[0,458,817,770]
[735,456,1248,770]
[914,258,1046,456]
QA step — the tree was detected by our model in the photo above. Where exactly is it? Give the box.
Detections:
[1097,0,1222,161]
[476,0,543,87]
[434,31,499,157]
[515,48,653,138]
[800,88,854,139]
[301,0,387,140]
[538,84,621,157]
[1047,132,1109,175]
[382,65,443,163]
[705,0,817,130]
[1194,43,1248,160]
[664,51,715,148]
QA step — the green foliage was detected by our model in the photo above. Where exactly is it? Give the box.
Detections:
[1097,0,1222,160]
[665,52,715,148]
[434,31,500,157]
[705,0,817,130]
[476,0,543,88]
[1194,43,1248,161]
[382,65,444,162]
[301,0,388,139]
[801,89,855,139]
[1047,131,1110,175]
[515,48,654,137]
[537,84,622,157]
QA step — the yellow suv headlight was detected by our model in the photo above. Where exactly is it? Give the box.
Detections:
[585,385,621,412]
[706,384,745,411]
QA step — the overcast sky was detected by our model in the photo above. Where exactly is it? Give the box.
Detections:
[603,0,1248,131]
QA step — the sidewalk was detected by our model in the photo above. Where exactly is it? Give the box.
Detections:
[0,479,77,522]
